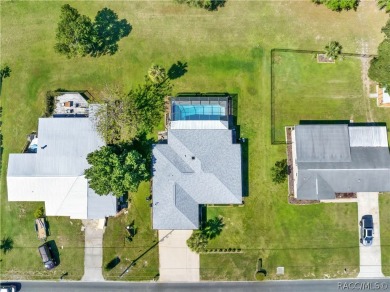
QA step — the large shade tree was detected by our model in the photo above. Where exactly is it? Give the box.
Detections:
[369,19,390,87]
[54,4,94,58]
[131,77,172,134]
[95,75,172,143]
[55,5,131,58]
[84,142,150,197]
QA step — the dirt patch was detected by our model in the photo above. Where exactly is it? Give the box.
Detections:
[288,195,320,205]
[335,193,357,199]
[358,40,374,122]
[285,127,294,195]
[317,54,335,63]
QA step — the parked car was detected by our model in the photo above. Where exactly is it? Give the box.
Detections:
[360,215,374,246]
[38,243,56,270]
[0,284,16,292]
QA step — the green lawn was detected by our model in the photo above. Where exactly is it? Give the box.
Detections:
[379,194,390,276]
[272,51,390,143]
[1,0,388,281]
[102,182,159,281]
[272,51,368,143]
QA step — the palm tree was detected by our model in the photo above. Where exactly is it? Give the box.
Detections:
[187,230,208,253]
[148,65,167,84]
[0,237,13,254]
[378,0,390,12]
[325,41,342,60]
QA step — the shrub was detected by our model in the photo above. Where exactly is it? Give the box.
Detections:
[45,91,56,117]
[175,0,226,11]
[34,206,45,218]
[312,0,358,11]
[271,159,288,184]
[255,271,266,281]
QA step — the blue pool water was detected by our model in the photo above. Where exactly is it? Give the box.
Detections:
[173,104,225,120]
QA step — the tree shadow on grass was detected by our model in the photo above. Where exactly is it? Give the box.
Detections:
[91,7,132,57]
[168,61,188,80]
[105,256,121,271]
[0,236,13,254]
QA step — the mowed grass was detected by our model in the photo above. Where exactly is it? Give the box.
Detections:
[1,0,388,280]
[379,194,390,276]
[0,200,85,280]
[273,52,368,142]
[102,182,159,281]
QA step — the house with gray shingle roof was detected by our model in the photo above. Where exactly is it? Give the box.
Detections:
[152,96,242,230]
[290,124,390,200]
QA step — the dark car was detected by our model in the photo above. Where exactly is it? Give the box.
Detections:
[38,243,56,270]
[360,215,374,246]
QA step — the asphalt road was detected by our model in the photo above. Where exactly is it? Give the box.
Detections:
[2,279,390,292]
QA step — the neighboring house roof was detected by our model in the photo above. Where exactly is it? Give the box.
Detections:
[295,124,390,200]
[170,120,228,129]
[7,117,116,219]
[152,129,242,230]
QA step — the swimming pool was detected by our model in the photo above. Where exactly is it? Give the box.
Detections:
[172,104,226,120]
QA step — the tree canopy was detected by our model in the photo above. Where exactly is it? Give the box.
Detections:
[84,142,150,197]
[148,64,167,84]
[369,19,390,87]
[54,4,94,58]
[378,0,390,12]
[131,77,172,134]
[324,41,342,60]
[95,74,172,143]
[175,0,226,11]
[271,159,289,184]
[55,5,131,58]
[312,0,358,11]
[0,65,11,79]
[187,216,225,253]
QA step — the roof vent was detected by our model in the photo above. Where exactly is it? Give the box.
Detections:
[191,156,195,160]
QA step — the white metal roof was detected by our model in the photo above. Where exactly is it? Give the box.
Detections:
[7,115,116,219]
[349,126,388,147]
[170,120,228,130]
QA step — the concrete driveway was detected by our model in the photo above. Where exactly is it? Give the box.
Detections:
[158,230,200,282]
[357,192,384,278]
[81,219,105,282]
